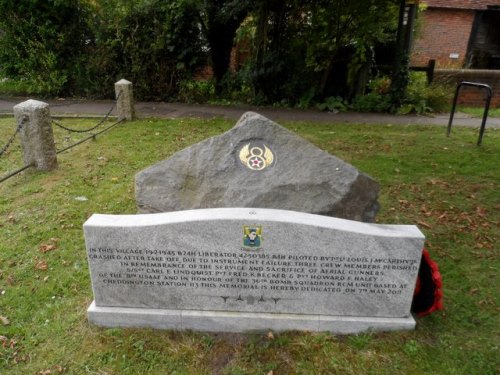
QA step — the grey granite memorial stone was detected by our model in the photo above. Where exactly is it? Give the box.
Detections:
[135,112,379,222]
[85,208,425,333]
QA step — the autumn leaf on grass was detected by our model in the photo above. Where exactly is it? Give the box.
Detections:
[39,244,57,253]
[39,238,59,253]
[37,365,65,375]
[475,206,487,217]
[35,260,48,271]
[417,220,432,229]
[0,316,10,325]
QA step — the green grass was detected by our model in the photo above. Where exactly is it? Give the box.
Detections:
[0,117,499,374]
[458,106,500,118]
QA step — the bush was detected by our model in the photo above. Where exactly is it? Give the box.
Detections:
[401,72,452,114]
[0,0,90,96]
[351,92,392,112]
[178,79,215,103]
[0,0,205,99]
[82,0,205,100]
[317,96,348,112]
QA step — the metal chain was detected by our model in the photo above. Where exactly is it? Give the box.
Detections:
[51,91,121,134]
[1,93,125,184]
[0,116,26,158]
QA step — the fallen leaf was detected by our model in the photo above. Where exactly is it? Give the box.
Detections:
[417,221,432,229]
[35,260,48,271]
[39,244,58,253]
[267,331,275,340]
[0,316,10,325]
[475,206,486,217]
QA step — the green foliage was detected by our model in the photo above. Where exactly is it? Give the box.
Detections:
[198,0,253,95]
[351,92,392,112]
[178,79,215,103]
[295,88,317,109]
[0,0,91,96]
[0,0,205,99]
[80,0,205,99]
[399,72,452,114]
[0,0,403,106]
[368,76,392,94]
[317,96,348,112]
[250,0,399,105]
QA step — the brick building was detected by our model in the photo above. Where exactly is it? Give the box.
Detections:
[411,0,500,69]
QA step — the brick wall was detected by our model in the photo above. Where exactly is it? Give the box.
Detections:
[434,69,500,107]
[411,8,475,68]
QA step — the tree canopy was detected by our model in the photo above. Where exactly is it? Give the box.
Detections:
[0,0,403,106]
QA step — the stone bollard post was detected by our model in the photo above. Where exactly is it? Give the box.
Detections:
[115,79,135,121]
[13,99,57,171]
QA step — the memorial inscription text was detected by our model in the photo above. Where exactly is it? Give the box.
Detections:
[89,247,418,296]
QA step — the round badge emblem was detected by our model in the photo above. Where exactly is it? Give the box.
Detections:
[238,143,274,171]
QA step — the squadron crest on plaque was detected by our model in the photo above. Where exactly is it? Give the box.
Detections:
[238,143,274,171]
[243,225,263,249]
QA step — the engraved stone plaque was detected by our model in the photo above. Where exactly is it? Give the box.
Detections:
[85,208,425,333]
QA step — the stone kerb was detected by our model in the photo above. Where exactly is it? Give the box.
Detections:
[114,79,135,121]
[84,207,425,334]
[13,99,57,171]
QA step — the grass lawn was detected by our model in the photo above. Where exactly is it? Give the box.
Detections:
[0,117,498,375]
[458,106,500,118]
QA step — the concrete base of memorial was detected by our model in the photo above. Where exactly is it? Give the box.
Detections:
[88,301,415,334]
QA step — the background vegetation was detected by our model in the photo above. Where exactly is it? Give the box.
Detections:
[0,0,451,112]
[0,116,498,374]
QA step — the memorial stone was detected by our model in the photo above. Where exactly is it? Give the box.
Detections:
[136,112,380,222]
[85,208,425,334]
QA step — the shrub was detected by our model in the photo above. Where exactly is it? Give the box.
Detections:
[351,92,392,112]
[317,96,348,112]
[0,0,90,96]
[178,79,215,103]
[401,72,452,114]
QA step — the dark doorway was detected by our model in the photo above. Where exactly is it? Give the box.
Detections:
[467,9,500,69]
